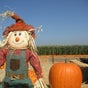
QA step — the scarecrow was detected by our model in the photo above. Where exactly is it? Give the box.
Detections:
[0,11,47,88]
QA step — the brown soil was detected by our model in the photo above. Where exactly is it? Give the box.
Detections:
[39,55,88,59]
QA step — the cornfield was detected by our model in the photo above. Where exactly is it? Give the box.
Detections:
[37,45,88,55]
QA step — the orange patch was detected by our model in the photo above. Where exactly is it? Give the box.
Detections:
[28,70,38,84]
[0,63,6,69]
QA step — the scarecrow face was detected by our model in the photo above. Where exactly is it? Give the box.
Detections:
[8,31,28,49]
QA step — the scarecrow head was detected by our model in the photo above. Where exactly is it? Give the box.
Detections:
[0,11,36,50]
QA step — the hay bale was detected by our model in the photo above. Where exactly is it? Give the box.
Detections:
[70,59,88,67]
[70,59,88,83]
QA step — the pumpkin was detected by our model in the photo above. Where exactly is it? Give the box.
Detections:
[49,62,82,88]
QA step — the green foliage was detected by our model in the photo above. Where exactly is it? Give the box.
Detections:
[37,45,88,55]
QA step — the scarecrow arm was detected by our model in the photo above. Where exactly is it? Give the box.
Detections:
[29,53,43,79]
[0,48,7,66]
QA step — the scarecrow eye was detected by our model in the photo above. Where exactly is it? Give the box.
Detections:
[19,33,21,36]
[29,32,31,35]
[14,33,17,36]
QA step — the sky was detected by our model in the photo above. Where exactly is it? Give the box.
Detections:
[0,0,88,45]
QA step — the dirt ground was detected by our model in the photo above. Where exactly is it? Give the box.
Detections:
[0,55,88,88]
[39,55,88,88]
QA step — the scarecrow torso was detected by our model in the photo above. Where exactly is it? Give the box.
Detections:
[6,50,28,80]
[0,48,43,79]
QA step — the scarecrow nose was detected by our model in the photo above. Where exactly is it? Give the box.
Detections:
[15,37,20,42]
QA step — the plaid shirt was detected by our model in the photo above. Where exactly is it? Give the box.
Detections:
[0,48,42,79]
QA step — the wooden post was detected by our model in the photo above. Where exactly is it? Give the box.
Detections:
[52,50,54,64]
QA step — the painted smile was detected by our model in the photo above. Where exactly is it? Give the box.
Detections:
[12,40,24,45]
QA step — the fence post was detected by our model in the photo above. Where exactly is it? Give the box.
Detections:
[52,50,54,64]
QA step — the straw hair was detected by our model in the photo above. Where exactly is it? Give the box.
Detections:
[0,31,37,52]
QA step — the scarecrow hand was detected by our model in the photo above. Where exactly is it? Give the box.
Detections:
[34,78,48,88]
[38,78,48,88]
[0,10,14,18]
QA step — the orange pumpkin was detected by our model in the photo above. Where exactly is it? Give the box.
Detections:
[49,62,82,88]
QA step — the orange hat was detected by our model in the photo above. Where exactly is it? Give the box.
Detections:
[3,13,35,38]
